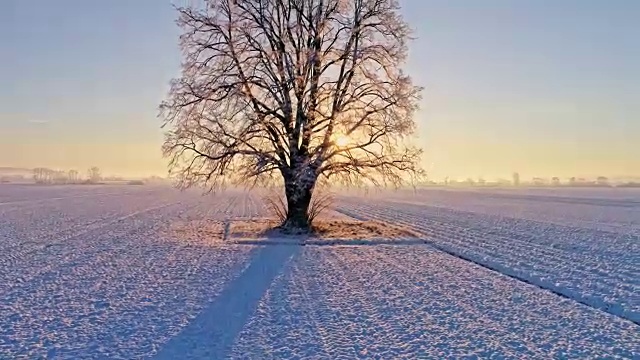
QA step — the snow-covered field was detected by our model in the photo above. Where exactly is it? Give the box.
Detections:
[337,188,640,324]
[0,185,638,359]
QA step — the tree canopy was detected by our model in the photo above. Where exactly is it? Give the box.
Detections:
[161,0,423,229]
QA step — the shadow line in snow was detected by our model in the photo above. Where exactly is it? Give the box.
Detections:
[153,238,300,360]
[420,238,640,326]
[334,208,640,325]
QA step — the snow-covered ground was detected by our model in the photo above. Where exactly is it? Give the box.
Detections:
[0,185,638,359]
[336,188,640,325]
[228,245,638,359]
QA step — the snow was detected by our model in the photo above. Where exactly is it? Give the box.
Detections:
[336,189,640,324]
[230,245,638,359]
[0,185,638,359]
[358,187,640,235]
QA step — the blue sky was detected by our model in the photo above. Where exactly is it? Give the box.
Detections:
[1,0,638,179]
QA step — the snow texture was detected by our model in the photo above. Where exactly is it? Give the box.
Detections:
[336,188,640,325]
[0,185,638,359]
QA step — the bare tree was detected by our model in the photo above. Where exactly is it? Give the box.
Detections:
[33,168,54,184]
[264,180,334,226]
[87,167,101,184]
[52,170,68,184]
[68,170,80,183]
[33,168,43,184]
[161,0,423,230]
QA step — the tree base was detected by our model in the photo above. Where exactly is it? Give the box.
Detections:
[277,218,313,235]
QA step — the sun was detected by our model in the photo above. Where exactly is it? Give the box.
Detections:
[334,134,350,148]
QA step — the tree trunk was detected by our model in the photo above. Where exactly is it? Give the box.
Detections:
[281,177,314,232]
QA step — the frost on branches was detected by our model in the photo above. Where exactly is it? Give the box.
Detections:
[160,0,423,230]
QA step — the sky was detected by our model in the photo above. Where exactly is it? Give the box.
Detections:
[1,0,638,180]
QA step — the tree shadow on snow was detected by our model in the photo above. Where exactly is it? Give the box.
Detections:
[153,233,301,360]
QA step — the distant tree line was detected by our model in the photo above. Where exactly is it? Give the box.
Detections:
[421,174,639,188]
[33,167,102,185]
